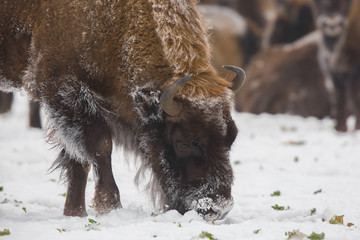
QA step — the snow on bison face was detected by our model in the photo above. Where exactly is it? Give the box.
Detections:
[161,97,237,221]
[157,67,244,220]
[134,66,244,221]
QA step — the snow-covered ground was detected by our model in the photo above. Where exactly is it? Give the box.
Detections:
[1,93,360,240]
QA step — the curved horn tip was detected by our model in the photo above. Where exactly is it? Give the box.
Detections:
[222,65,246,93]
[222,65,245,77]
[179,74,193,84]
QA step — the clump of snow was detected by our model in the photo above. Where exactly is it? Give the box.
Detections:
[192,196,234,222]
[1,93,360,240]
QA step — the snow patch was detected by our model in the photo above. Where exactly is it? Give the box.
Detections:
[1,94,360,239]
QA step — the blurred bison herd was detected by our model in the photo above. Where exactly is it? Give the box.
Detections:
[1,0,359,132]
[201,0,360,132]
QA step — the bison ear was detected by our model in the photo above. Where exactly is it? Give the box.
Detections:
[223,65,246,94]
[132,88,163,121]
[160,74,193,116]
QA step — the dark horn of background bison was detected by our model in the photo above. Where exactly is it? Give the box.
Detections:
[0,0,245,221]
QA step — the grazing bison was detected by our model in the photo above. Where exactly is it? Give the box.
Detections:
[313,0,360,131]
[263,0,316,47]
[200,0,270,29]
[0,0,245,221]
[198,4,255,77]
[198,1,267,79]
[235,31,332,118]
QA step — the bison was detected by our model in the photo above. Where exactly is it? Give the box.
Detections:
[198,4,259,77]
[0,0,245,221]
[313,0,360,131]
[263,0,316,47]
[235,31,332,118]
[199,0,268,29]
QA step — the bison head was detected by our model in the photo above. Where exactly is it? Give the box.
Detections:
[313,0,352,50]
[152,66,245,221]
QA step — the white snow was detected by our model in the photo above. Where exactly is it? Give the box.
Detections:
[1,93,360,240]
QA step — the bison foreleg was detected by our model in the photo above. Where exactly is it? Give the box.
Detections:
[85,119,122,214]
[61,151,91,217]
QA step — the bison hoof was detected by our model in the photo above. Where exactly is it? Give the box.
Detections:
[355,119,360,130]
[335,122,347,132]
[93,192,122,215]
[63,206,88,217]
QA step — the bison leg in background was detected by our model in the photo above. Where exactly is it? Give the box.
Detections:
[85,119,122,214]
[0,92,13,113]
[29,100,42,128]
[332,74,349,132]
[350,73,360,130]
[60,150,90,217]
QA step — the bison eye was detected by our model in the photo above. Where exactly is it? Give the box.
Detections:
[176,141,190,151]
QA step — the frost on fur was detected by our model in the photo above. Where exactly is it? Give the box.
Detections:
[46,77,108,168]
[129,86,234,215]
[2,0,237,220]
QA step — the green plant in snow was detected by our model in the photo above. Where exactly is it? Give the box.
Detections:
[285,229,307,239]
[308,232,325,240]
[313,189,322,194]
[272,204,289,211]
[329,215,344,225]
[271,191,281,196]
[0,229,10,236]
[199,231,218,240]
[85,218,100,231]
[310,208,316,215]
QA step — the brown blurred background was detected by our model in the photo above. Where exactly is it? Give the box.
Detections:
[199,0,360,131]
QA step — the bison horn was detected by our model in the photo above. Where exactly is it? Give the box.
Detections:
[160,74,193,116]
[223,65,246,94]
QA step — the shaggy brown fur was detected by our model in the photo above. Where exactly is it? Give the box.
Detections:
[1,0,239,220]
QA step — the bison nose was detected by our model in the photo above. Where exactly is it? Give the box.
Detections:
[194,196,234,221]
